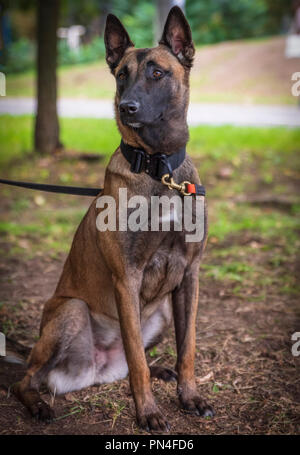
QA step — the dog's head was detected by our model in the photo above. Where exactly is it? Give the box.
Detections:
[104,6,195,154]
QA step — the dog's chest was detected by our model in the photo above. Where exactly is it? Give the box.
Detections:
[141,233,188,302]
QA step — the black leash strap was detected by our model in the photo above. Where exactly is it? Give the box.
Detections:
[0,178,102,197]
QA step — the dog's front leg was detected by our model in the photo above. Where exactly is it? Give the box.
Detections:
[172,262,214,417]
[113,275,170,432]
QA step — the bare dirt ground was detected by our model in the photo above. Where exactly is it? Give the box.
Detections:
[191,36,300,105]
[0,249,299,435]
[0,152,299,435]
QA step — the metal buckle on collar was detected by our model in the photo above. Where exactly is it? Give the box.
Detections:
[130,149,145,174]
[148,153,162,179]
[141,152,163,178]
[161,173,192,196]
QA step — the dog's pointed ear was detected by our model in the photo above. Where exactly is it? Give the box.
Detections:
[104,14,134,72]
[159,6,195,68]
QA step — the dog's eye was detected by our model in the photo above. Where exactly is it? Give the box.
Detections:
[153,70,163,79]
[118,72,126,81]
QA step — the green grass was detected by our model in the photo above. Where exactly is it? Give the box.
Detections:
[209,202,300,243]
[0,115,33,165]
[1,115,300,168]
[202,262,254,282]
[189,125,300,160]
[0,208,86,256]
[0,115,120,166]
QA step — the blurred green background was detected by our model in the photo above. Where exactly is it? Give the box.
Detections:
[0,0,293,73]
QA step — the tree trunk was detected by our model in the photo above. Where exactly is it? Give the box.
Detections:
[0,2,5,56]
[98,0,110,37]
[154,0,185,43]
[35,0,61,155]
[0,12,3,54]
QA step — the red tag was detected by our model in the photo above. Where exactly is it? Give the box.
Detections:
[186,184,196,194]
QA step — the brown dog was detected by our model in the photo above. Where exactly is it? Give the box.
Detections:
[13,7,214,432]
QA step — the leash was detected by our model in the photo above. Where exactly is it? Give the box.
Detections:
[0,142,205,198]
[0,178,102,196]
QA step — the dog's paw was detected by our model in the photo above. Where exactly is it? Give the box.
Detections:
[12,382,55,423]
[150,366,178,382]
[31,400,55,422]
[137,410,171,433]
[180,396,215,418]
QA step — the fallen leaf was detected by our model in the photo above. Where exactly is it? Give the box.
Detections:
[64,393,76,402]
[196,371,214,384]
[34,195,46,206]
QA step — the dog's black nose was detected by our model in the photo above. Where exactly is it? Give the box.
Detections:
[119,101,140,115]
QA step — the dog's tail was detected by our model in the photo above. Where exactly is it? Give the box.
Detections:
[0,337,29,366]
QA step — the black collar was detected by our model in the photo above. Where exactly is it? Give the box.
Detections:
[120,140,186,181]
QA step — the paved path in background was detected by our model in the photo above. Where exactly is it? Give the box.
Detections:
[0,97,299,127]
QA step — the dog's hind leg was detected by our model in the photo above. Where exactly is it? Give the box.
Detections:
[13,298,93,421]
[13,374,55,421]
